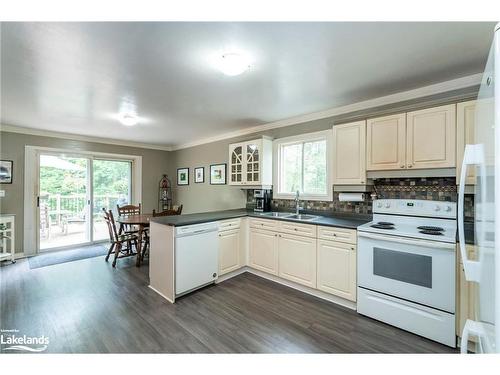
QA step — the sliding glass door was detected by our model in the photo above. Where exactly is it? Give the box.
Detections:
[92,159,132,241]
[39,154,91,251]
[38,154,132,252]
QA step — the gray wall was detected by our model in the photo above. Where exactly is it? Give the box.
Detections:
[168,116,337,214]
[0,131,171,254]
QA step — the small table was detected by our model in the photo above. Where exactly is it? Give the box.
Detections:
[116,214,152,267]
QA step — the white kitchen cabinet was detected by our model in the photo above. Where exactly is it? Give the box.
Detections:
[366,113,406,171]
[317,225,357,245]
[248,227,278,275]
[278,233,317,288]
[278,220,317,238]
[317,239,357,302]
[228,137,272,186]
[456,100,477,185]
[332,121,367,184]
[406,104,456,169]
[218,229,241,276]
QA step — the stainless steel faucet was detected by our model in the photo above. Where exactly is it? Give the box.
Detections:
[295,190,302,215]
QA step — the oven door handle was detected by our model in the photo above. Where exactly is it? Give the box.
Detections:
[357,231,456,250]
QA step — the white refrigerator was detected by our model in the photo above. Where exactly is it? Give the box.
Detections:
[458,23,500,353]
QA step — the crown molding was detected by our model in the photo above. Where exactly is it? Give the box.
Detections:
[171,73,482,151]
[0,124,173,151]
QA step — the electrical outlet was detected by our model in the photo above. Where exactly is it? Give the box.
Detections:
[0,190,5,197]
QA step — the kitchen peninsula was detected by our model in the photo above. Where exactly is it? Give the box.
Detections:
[149,209,369,305]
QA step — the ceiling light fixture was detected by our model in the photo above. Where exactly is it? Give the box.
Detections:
[119,113,139,126]
[216,53,251,76]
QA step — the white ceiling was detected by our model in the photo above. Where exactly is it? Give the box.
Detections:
[0,22,495,148]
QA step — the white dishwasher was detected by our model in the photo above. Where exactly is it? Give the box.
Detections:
[175,222,219,296]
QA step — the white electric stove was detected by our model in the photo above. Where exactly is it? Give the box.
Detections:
[357,199,458,347]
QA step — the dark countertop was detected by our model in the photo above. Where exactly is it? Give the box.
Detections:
[151,208,371,230]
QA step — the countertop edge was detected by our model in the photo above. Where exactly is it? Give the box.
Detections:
[151,209,370,230]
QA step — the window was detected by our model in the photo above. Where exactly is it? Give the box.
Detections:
[273,130,332,201]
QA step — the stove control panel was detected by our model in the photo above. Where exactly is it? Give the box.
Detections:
[372,199,456,218]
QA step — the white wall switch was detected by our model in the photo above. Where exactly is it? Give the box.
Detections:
[0,190,5,197]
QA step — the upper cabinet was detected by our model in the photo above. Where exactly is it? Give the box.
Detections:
[456,100,477,185]
[332,121,367,185]
[366,104,456,171]
[366,113,406,171]
[229,138,273,186]
[406,104,456,169]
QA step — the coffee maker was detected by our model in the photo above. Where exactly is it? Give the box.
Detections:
[254,189,272,212]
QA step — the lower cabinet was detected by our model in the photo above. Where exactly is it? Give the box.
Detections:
[249,228,278,275]
[278,233,317,288]
[317,239,357,302]
[248,224,357,303]
[218,229,241,276]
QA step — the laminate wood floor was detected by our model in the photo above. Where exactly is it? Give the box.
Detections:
[0,255,457,353]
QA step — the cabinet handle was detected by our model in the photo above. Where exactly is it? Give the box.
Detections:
[400,164,405,168]
[294,228,297,231]
[408,164,413,168]
[351,247,355,251]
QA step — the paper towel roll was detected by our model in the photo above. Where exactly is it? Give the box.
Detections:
[338,193,365,202]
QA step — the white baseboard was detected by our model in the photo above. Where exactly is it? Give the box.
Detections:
[216,267,248,283]
[148,285,175,303]
[215,266,356,311]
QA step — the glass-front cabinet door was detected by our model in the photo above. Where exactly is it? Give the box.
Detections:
[229,144,244,185]
[228,138,271,186]
[245,140,261,184]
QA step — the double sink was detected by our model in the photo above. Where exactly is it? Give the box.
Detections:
[256,211,319,221]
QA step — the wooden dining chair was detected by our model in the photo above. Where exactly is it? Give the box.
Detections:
[152,205,183,217]
[102,208,139,267]
[116,203,141,234]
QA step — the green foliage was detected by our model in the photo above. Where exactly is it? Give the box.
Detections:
[39,158,131,196]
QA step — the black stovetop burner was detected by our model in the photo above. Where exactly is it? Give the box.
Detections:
[419,230,444,236]
[371,221,395,230]
[417,226,444,232]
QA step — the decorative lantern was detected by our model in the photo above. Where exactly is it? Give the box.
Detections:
[158,174,172,211]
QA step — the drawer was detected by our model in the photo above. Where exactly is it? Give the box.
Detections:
[278,221,317,238]
[218,218,241,232]
[317,226,356,244]
[357,287,455,347]
[249,218,279,231]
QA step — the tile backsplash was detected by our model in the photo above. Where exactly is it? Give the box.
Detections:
[246,177,474,220]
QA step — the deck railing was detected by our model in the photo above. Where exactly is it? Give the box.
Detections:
[40,194,126,225]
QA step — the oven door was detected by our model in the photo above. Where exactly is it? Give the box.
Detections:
[358,232,456,313]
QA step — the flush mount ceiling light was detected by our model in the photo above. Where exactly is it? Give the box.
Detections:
[216,53,251,76]
[118,113,139,126]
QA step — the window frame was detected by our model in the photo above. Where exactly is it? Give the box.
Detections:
[272,129,333,201]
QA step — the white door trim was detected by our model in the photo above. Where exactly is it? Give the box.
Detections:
[23,145,142,255]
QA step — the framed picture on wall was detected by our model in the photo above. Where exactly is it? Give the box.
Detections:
[177,167,189,186]
[0,160,13,184]
[210,163,226,185]
[194,167,205,183]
